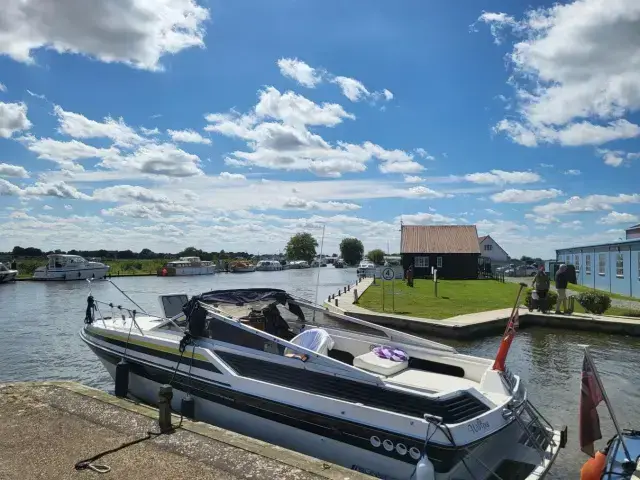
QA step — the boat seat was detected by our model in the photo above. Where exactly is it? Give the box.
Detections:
[285,328,334,356]
[353,351,408,376]
[387,369,478,393]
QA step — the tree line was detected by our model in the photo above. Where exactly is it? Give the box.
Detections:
[284,233,391,266]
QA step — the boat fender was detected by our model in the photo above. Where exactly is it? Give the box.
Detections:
[414,454,435,480]
[114,360,129,398]
[181,395,195,419]
[580,450,607,480]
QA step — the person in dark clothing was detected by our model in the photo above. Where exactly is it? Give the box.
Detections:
[531,265,550,312]
[555,264,568,314]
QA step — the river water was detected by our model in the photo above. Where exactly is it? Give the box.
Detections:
[1,268,638,478]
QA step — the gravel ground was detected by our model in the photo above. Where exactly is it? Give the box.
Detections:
[502,276,640,310]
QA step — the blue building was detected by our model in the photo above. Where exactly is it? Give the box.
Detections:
[555,224,640,299]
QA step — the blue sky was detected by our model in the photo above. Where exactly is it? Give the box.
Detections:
[1,0,639,259]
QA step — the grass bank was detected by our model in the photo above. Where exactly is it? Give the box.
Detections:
[357,279,523,320]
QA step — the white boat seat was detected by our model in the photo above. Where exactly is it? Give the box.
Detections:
[353,351,408,376]
[285,328,334,356]
[387,369,478,393]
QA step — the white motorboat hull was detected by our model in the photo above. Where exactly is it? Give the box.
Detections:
[33,265,109,281]
[159,266,216,276]
[0,271,17,283]
[256,266,283,271]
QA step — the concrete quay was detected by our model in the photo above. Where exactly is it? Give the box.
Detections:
[0,381,371,480]
[325,277,640,339]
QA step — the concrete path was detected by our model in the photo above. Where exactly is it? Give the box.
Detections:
[0,382,370,480]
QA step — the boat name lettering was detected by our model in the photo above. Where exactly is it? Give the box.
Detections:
[468,419,490,434]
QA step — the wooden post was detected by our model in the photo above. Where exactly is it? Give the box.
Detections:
[347,284,350,291]
[344,286,347,293]
[338,289,341,296]
[354,289,358,304]
[334,298,338,306]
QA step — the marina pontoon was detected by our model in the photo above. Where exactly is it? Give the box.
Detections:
[81,283,567,480]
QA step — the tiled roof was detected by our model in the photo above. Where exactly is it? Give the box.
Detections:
[401,225,481,254]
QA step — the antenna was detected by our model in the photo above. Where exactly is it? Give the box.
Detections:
[312,223,326,320]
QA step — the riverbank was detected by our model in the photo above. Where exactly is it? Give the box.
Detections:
[326,277,640,339]
[0,381,369,480]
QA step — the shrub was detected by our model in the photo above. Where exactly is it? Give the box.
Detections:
[523,288,558,311]
[577,292,612,315]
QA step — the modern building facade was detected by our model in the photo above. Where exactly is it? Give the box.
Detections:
[400,225,481,279]
[555,225,640,299]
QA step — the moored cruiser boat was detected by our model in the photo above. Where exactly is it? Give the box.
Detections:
[288,260,310,269]
[158,257,216,276]
[230,261,256,273]
[33,254,109,281]
[357,260,376,277]
[81,283,567,480]
[255,260,283,271]
[0,262,18,283]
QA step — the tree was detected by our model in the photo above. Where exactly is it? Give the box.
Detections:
[285,232,318,263]
[340,238,364,266]
[367,249,385,265]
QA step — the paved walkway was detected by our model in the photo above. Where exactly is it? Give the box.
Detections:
[503,276,640,310]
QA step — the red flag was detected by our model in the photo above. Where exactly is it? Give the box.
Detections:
[579,353,604,457]
[492,309,519,371]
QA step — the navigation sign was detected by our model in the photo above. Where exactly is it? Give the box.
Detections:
[382,267,395,281]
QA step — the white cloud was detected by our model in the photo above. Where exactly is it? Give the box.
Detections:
[100,142,202,177]
[0,102,32,138]
[465,170,540,185]
[0,0,209,71]
[597,212,640,225]
[481,0,640,147]
[0,163,29,178]
[24,181,90,200]
[281,197,360,212]
[539,163,554,168]
[597,149,640,167]
[64,204,72,211]
[564,169,581,176]
[92,185,170,204]
[414,148,434,160]
[255,87,354,128]
[534,194,640,216]
[167,129,211,144]
[404,175,425,183]
[332,76,370,102]
[54,105,144,147]
[406,186,448,198]
[140,127,160,136]
[0,83,6,93]
[22,135,120,170]
[277,58,323,88]
[42,205,53,210]
[218,172,246,181]
[379,160,424,174]
[491,188,562,203]
[398,212,456,225]
[484,208,502,216]
[101,202,193,219]
[382,89,394,101]
[0,179,23,196]
[559,220,583,230]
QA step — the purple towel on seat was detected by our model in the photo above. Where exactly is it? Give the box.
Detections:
[373,345,408,362]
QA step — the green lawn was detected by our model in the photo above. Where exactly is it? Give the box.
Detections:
[566,282,640,303]
[357,279,523,320]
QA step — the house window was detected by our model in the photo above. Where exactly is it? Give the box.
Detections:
[437,257,443,268]
[484,244,492,251]
[414,256,429,268]
[575,255,580,273]
[598,254,606,276]
[616,253,624,278]
[585,255,591,275]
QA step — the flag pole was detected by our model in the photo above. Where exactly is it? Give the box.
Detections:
[584,346,632,461]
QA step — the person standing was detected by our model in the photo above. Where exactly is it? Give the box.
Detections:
[531,266,550,312]
[555,264,568,314]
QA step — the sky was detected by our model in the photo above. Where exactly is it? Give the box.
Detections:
[1,0,639,259]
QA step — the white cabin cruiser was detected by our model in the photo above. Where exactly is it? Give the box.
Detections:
[33,254,109,281]
[255,260,283,271]
[81,284,567,480]
[357,260,376,277]
[158,257,215,276]
[0,262,18,283]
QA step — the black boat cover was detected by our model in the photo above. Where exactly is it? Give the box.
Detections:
[182,288,305,320]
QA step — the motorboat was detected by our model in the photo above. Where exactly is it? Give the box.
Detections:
[0,262,18,283]
[33,254,109,281]
[81,283,567,480]
[230,261,256,273]
[334,259,345,269]
[255,260,283,271]
[287,260,310,269]
[357,260,376,277]
[158,257,216,276]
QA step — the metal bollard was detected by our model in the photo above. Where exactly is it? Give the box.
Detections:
[354,289,358,304]
[328,295,331,302]
[344,286,347,293]
[338,289,341,296]
[347,284,350,291]
[334,298,338,306]
[158,384,174,433]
